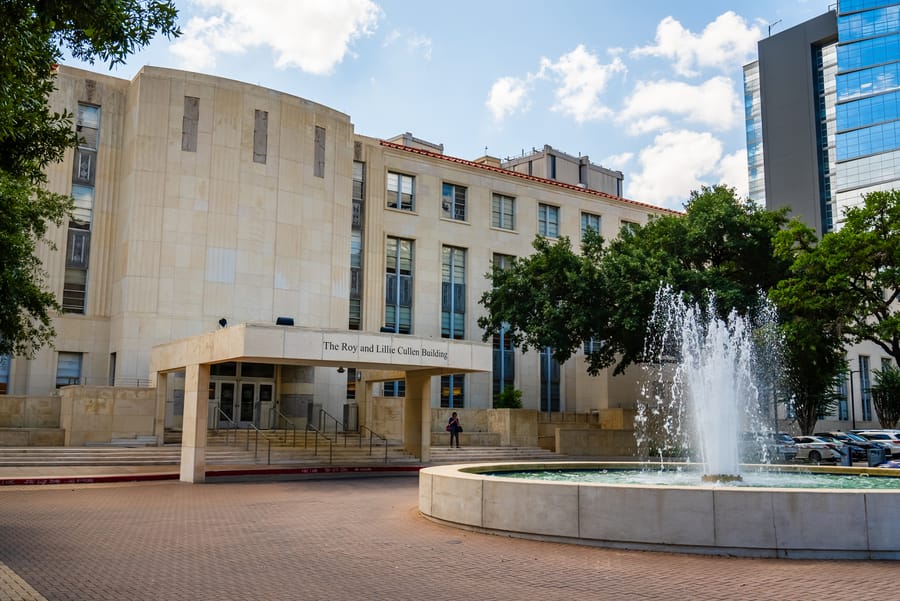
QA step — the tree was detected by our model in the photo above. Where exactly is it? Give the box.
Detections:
[478,185,849,432]
[0,1,179,357]
[478,233,609,372]
[871,364,900,429]
[773,189,900,367]
[480,185,794,374]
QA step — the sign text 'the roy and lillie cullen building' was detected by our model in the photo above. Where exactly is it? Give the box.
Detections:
[322,340,449,361]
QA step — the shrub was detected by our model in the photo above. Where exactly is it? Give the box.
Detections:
[493,387,523,409]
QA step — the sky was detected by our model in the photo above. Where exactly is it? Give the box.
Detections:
[63,0,832,212]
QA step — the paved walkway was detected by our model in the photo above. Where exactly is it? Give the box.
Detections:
[0,473,896,601]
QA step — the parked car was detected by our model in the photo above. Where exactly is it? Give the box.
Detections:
[813,431,887,460]
[852,430,900,457]
[791,436,842,463]
[740,431,798,463]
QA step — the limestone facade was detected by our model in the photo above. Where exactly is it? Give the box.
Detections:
[2,65,674,437]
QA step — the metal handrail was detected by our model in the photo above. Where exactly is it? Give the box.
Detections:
[360,425,389,463]
[215,408,238,445]
[304,423,334,463]
[318,408,351,446]
[213,409,270,465]
[273,408,298,447]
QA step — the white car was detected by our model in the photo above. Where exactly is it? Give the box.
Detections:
[853,430,900,457]
[791,436,843,463]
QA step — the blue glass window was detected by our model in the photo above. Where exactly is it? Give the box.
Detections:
[838,5,900,42]
[840,0,896,14]
[836,119,900,159]
[837,62,900,100]
[837,89,900,129]
[837,33,900,71]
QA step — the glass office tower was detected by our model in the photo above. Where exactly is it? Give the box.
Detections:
[834,0,900,220]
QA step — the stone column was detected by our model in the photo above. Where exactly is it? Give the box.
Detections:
[153,371,166,445]
[180,363,210,483]
[403,372,432,461]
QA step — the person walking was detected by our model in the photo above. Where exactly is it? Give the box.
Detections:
[448,412,462,448]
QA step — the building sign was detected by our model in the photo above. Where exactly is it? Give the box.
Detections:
[321,338,449,364]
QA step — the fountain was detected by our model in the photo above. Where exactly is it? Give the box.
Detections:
[420,288,900,559]
[636,287,775,480]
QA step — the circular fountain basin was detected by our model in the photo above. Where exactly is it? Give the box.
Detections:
[418,461,900,560]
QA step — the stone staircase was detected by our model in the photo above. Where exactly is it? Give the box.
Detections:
[0,446,258,467]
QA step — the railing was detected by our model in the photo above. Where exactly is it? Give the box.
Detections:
[273,408,298,447]
[214,408,271,465]
[360,425,389,463]
[304,422,334,463]
[318,408,347,445]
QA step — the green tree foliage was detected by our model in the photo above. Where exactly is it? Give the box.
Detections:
[480,185,794,374]
[478,185,849,433]
[0,1,179,357]
[492,387,523,409]
[773,190,900,367]
[478,233,609,372]
[871,364,900,429]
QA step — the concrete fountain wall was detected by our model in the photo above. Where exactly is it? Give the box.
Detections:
[418,462,900,560]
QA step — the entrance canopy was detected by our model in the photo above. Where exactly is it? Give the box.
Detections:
[150,323,492,375]
[149,324,492,483]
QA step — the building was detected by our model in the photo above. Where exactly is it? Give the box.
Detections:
[744,0,900,429]
[0,65,671,468]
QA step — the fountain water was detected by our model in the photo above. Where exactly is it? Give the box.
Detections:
[637,287,775,478]
[420,287,900,559]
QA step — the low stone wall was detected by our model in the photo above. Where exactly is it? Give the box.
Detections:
[59,386,158,446]
[0,428,65,446]
[0,396,60,428]
[556,427,638,457]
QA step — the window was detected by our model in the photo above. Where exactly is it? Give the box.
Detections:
[65,103,99,315]
[253,109,268,164]
[540,347,560,412]
[383,380,405,397]
[384,237,413,334]
[349,161,365,330]
[56,352,83,388]
[386,172,415,211]
[538,204,559,238]
[441,246,466,339]
[70,185,94,230]
[860,356,872,421]
[620,220,639,235]
[182,96,199,152]
[346,368,357,400]
[314,125,326,178]
[492,253,515,271]
[491,193,515,230]
[76,104,99,149]
[442,183,467,221]
[581,212,601,238]
[0,354,9,394]
[492,329,515,399]
[838,379,849,420]
[441,374,465,408]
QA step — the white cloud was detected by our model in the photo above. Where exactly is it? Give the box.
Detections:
[632,12,762,77]
[539,45,626,123]
[486,76,531,122]
[626,130,726,210]
[171,0,381,74]
[602,152,634,170]
[716,148,749,198]
[620,77,741,133]
[407,34,433,61]
[626,115,670,136]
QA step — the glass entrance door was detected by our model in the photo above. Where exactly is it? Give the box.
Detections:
[213,379,275,428]
[217,381,236,426]
[238,382,256,426]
